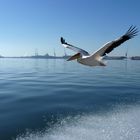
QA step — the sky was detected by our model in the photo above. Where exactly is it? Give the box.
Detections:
[0,0,140,57]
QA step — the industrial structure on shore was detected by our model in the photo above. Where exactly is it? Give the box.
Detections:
[0,49,140,60]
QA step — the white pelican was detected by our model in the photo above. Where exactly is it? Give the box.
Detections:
[60,26,138,66]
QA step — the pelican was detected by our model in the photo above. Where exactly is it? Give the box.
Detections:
[60,26,138,66]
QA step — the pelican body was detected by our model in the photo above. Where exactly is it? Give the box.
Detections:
[61,26,138,67]
[77,56,106,66]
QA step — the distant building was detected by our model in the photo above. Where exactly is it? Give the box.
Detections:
[35,49,38,56]
[44,53,49,57]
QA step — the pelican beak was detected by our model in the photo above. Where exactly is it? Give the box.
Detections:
[67,53,81,61]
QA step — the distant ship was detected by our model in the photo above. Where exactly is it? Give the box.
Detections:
[103,55,127,60]
[103,50,128,60]
[131,56,140,60]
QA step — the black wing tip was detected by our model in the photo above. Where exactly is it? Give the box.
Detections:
[60,37,65,44]
[125,25,139,39]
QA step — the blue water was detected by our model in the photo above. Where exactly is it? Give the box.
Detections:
[0,58,140,140]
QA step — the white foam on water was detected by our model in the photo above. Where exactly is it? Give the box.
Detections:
[16,106,140,140]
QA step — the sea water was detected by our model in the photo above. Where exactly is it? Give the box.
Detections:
[0,58,140,140]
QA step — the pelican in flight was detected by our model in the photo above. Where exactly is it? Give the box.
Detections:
[60,26,138,66]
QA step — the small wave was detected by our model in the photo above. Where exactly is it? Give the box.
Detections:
[16,106,140,140]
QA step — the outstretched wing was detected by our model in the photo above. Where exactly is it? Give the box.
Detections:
[60,37,89,56]
[91,26,138,58]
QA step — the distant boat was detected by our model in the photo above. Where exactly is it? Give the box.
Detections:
[131,56,140,60]
[103,56,126,60]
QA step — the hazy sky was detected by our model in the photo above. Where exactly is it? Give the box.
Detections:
[0,0,139,57]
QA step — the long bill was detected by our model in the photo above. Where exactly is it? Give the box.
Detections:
[67,53,81,61]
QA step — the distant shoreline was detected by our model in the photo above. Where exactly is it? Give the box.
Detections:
[0,55,140,60]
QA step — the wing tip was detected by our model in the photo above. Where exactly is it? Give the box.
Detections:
[60,37,66,44]
[125,25,139,39]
